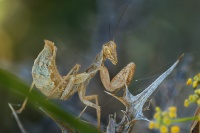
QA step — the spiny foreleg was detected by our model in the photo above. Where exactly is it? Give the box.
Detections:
[100,62,136,93]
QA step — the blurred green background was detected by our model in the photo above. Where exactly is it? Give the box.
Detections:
[1,0,200,132]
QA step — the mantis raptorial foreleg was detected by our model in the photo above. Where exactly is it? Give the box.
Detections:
[16,82,35,113]
[100,62,136,93]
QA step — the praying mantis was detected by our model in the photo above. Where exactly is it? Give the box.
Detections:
[15,39,136,129]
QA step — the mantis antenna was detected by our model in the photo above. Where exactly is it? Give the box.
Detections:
[113,1,132,41]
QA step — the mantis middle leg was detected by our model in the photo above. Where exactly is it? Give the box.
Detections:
[49,64,80,100]
[78,84,101,129]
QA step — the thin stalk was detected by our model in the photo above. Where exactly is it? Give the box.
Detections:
[171,116,199,123]
[8,103,27,133]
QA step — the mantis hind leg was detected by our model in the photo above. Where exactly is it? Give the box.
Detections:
[16,82,35,113]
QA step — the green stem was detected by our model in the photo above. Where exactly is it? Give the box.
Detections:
[171,116,199,123]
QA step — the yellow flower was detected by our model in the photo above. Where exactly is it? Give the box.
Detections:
[162,112,168,117]
[154,122,161,129]
[168,106,177,118]
[169,112,177,118]
[189,94,197,102]
[149,121,155,129]
[186,78,192,85]
[168,106,177,113]
[197,99,200,106]
[184,99,189,107]
[193,81,198,88]
[195,89,200,95]
[194,75,200,81]
[156,107,161,112]
[170,126,180,133]
[193,94,199,100]
[163,117,171,125]
[154,112,160,119]
[160,125,168,133]
[149,106,181,133]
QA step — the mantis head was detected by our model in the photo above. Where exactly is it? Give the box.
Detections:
[102,41,118,65]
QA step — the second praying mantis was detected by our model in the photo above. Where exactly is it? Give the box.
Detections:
[15,39,136,129]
